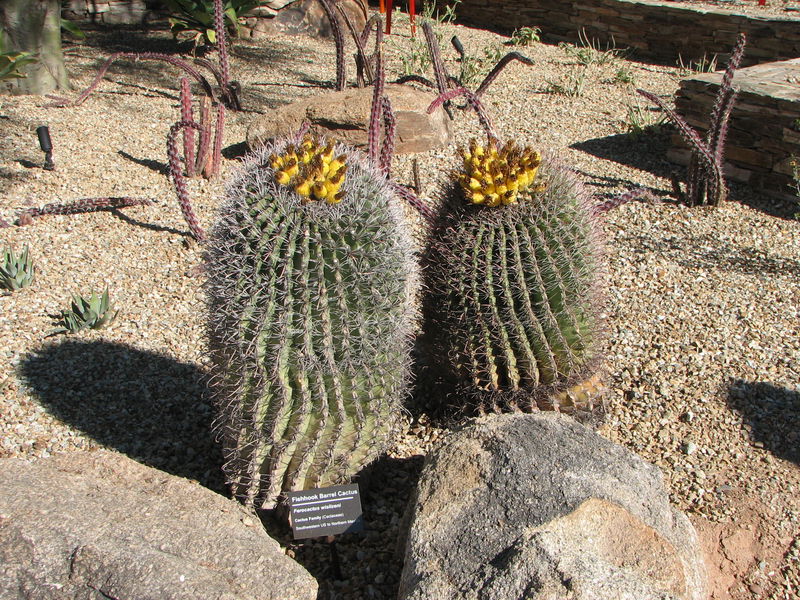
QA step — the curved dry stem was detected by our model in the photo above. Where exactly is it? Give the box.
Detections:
[61,52,215,107]
[474,52,534,99]
[13,197,152,226]
[428,87,497,143]
[318,0,346,91]
[167,120,206,241]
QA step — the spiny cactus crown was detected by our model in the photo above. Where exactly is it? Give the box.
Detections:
[458,138,544,207]
[269,136,348,204]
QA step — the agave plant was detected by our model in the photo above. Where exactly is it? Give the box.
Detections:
[55,289,118,334]
[163,0,259,48]
[0,245,34,291]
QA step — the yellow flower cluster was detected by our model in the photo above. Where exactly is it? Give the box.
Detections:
[269,137,348,204]
[458,138,544,207]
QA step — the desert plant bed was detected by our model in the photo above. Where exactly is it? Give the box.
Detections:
[0,13,798,600]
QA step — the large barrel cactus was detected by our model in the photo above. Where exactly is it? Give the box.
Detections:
[205,134,418,509]
[423,94,605,414]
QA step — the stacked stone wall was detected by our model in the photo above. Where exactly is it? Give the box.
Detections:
[63,0,150,25]
[454,0,800,66]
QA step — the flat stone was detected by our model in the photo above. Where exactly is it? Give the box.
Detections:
[0,450,318,600]
[246,83,453,154]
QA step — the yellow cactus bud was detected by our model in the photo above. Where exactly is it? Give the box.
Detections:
[275,170,292,185]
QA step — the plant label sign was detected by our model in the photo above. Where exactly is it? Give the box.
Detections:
[287,483,364,539]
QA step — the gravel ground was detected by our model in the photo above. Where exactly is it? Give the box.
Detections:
[1,11,799,600]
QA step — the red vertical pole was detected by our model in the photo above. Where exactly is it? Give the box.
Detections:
[409,0,416,37]
[379,0,385,13]
[758,0,766,5]
[385,0,393,34]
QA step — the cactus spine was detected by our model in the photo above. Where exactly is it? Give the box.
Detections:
[424,128,605,414]
[205,134,417,510]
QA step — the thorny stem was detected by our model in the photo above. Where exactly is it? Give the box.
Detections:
[474,52,534,99]
[48,52,215,107]
[318,0,346,91]
[204,103,226,179]
[6,197,152,227]
[592,188,654,214]
[212,0,231,89]
[393,73,435,88]
[195,95,212,175]
[180,78,196,177]
[368,43,385,166]
[167,120,206,241]
[428,87,497,144]
[389,181,434,221]
[338,3,373,87]
[379,95,396,176]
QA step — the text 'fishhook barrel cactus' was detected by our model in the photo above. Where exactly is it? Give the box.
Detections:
[205,134,418,510]
[424,136,605,415]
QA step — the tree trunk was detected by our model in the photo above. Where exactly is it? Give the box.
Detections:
[1,0,69,95]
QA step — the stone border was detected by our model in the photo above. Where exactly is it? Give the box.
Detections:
[453,0,800,66]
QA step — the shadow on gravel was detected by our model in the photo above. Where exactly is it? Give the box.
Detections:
[259,454,426,600]
[612,229,800,279]
[118,150,168,174]
[571,129,676,181]
[18,339,225,492]
[674,233,800,278]
[727,379,800,465]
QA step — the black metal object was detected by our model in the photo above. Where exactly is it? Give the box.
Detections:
[36,125,55,171]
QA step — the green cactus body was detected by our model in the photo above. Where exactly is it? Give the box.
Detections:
[205,136,417,509]
[424,143,604,413]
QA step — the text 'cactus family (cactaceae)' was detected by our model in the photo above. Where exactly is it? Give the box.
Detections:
[205,134,417,510]
[424,132,605,415]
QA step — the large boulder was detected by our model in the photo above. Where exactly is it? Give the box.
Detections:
[241,0,368,40]
[0,450,317,600]
[246,83,453,155]
[398,413,707,600]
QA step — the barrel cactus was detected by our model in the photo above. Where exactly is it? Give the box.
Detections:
[423,89,605,415]
[205,133,418,510]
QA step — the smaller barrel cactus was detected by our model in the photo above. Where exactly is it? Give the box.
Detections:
[423,89,605,415]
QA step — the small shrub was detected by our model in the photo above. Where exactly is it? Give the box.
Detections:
[54,289,118,334]
[677,53,719,76]
[0,245,34,291]
[559,30,625,67]
[510,26,541,47]
[614,65,635,85]
[639,33,746,206]
[421,0,462,23]
[544,68,586,97]
[624,100,665,137]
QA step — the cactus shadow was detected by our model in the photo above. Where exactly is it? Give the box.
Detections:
[17,339,225,493]
[118,150,169,174]
[674,232,800,277]
[571,131,677,181]
[727,379,800,465]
